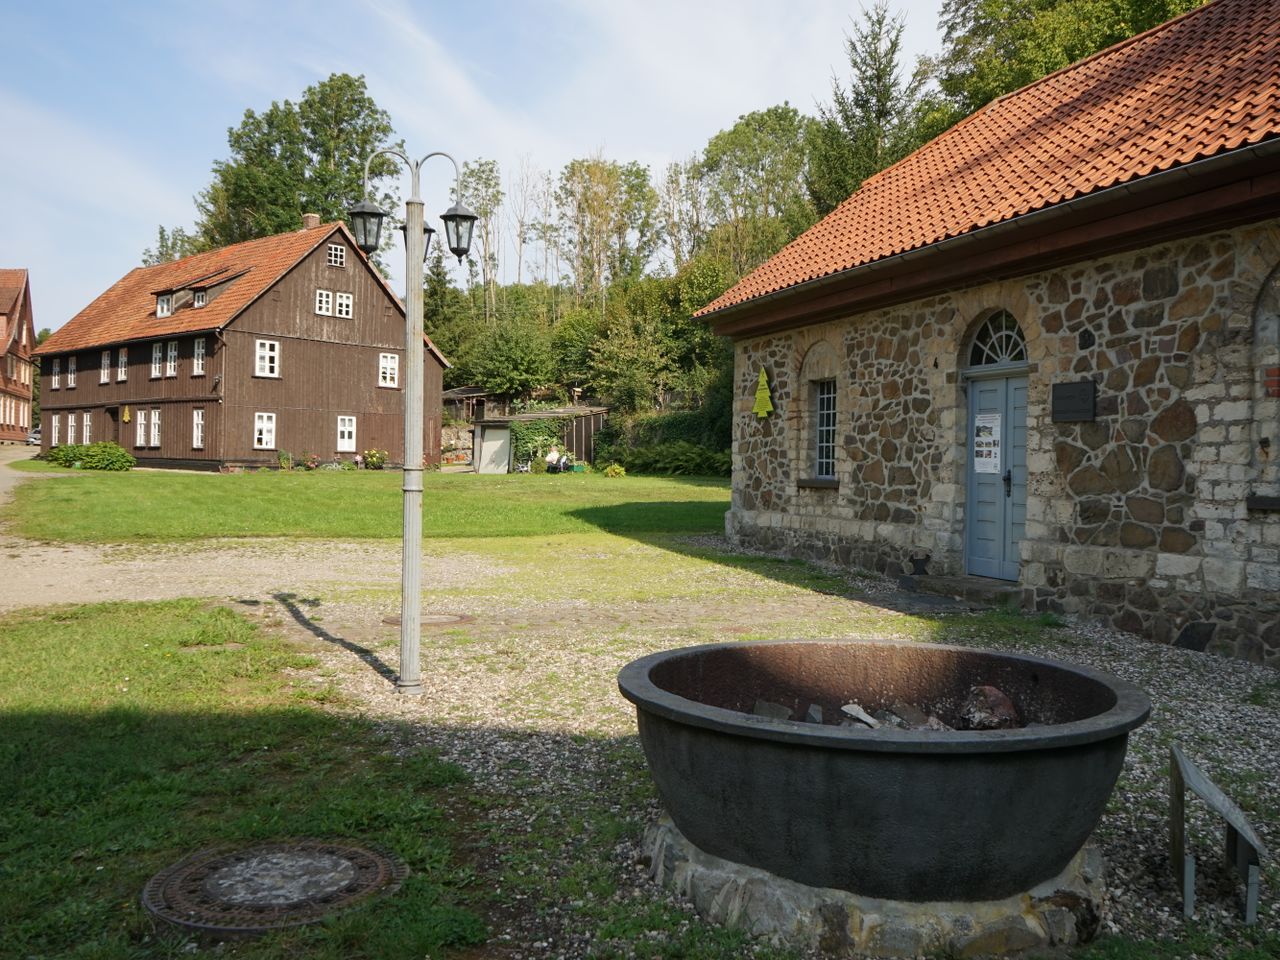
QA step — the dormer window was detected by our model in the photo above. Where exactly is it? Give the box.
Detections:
[157,294,172,317]
[194,291,207,308]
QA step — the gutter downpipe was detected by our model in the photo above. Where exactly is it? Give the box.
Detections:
[707,138,1280,334]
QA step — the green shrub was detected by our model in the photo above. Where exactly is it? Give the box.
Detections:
[47,443,136,471]
[362,449,389,470]
[277,450,294,470]
[46,444,86,468]
[78,442,136,472]
[604,462,626,478]
[624,441,730,477]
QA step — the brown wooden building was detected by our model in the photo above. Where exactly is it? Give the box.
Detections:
[0,269,37,445]
[33,218,447,469]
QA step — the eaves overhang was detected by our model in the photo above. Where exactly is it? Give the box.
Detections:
[706,137,1280,341]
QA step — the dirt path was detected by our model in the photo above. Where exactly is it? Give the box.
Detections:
[0,449,488,612]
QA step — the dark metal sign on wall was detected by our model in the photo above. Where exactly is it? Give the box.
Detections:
[1051,380,1097,422]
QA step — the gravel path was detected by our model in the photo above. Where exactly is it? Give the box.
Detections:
[2,449,1276,958]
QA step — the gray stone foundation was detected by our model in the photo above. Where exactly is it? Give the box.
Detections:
[642,818,1105,958]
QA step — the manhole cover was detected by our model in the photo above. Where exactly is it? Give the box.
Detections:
[141,840,407,937]
[381,613,474,627]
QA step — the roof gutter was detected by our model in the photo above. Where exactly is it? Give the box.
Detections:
[705,136,1280,332]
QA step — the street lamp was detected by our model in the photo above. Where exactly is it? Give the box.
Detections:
[350,151,475,695]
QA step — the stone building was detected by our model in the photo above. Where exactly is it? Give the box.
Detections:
[697,0,1280,665]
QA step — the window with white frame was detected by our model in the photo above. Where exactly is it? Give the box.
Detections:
[151,343,163,377]
[166,340,178,377]
[337,415,356,452]
[67,413,76,445]
[315,289,333,315]
[193,408,205,449]
[66,356,76,388]
[150,407,161,448]
[100,350,111,383]
[335,292,353,318]
[814,379,837,480]
[82,411,92,444]
[156,294,172,317]
[327,244,346,267]
[255,340,279,377]
[378,352,399,388]
[51,358,60,390]
[117,347,128,381]
[193,291,207,308]
[136,409,147,447]
[254,412,276,449]
[50,413,60,446]
[193,337,206,375]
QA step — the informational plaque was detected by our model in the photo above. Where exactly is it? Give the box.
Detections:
[973,413,1002,474]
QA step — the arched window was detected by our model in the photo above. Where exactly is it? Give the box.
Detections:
[967,310,1027,368]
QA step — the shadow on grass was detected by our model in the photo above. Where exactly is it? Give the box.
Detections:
[566,501,1062,647]
[0,707,486,960]
[272,591,397,682]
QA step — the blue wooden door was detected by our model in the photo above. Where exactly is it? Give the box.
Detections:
[965,377,1027,580]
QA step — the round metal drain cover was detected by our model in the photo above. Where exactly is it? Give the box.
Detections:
[142,840,407,937]
[381,612,474,627]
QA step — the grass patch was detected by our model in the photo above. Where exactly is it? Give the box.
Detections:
[0,600,484,959]
[3,470,729,543]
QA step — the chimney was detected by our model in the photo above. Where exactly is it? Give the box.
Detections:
[301,213,321,230]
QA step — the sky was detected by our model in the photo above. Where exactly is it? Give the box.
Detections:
[0,0,946,332]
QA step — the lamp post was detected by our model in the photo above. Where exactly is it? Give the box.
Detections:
[350,152,476,695]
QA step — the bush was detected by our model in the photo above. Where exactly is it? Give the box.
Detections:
[79,442,137,471]
[47,442,135,471]
[623,441,730,477]
[604,462,626,478]
[277,450,294,470]
[362,449,389,470]
[300,452,321,471]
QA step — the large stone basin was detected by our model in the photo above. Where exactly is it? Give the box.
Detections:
[617,639,1150,902]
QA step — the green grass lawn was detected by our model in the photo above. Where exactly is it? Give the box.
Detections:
[2,467,729,543]
[0,600,485,960]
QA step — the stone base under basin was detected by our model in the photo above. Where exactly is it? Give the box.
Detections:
[641,818,1106,958]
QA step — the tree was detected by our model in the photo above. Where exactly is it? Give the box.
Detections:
[422,247,476,388]
[699,104,817,274]
[141,225,201,266]
[470,315,553,398]
[460,158,504,321]
[195,73,400,247]
[934,0,1209,123]
[805,3,931,216]
[31,327,51,427]
[555,156,661,304]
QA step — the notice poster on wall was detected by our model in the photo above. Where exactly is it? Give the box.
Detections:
[973,413,1002,474]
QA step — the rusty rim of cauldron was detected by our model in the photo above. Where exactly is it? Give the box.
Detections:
[617,638,1151,755]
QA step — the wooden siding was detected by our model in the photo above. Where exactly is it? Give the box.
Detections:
[36,228,446,467]
[39,334,225,464]
[219,235,443,466]
[1,275,36,444]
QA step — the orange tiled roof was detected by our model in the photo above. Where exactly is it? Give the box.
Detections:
[699,0,1280,318]
[35,226,340,355]
[0,269,27,317]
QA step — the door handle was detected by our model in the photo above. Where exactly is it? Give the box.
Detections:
[1003,469,1012,498]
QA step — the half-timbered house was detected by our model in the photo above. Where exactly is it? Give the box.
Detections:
[33,216,447,468]
[0,269,37,445]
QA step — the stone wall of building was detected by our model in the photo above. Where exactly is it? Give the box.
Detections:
[728,219,1280,665]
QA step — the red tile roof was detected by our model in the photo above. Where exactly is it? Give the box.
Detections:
[699,0,1280,318]
[0,269,27,318]
[36,227,336,355]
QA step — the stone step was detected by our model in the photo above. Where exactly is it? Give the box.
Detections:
[896,574,1021,608]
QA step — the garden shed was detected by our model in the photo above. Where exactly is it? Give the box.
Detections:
[472,406,608,474]
[696,0,1280,665]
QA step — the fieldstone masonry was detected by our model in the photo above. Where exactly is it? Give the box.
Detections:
[728,220,1280,665]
